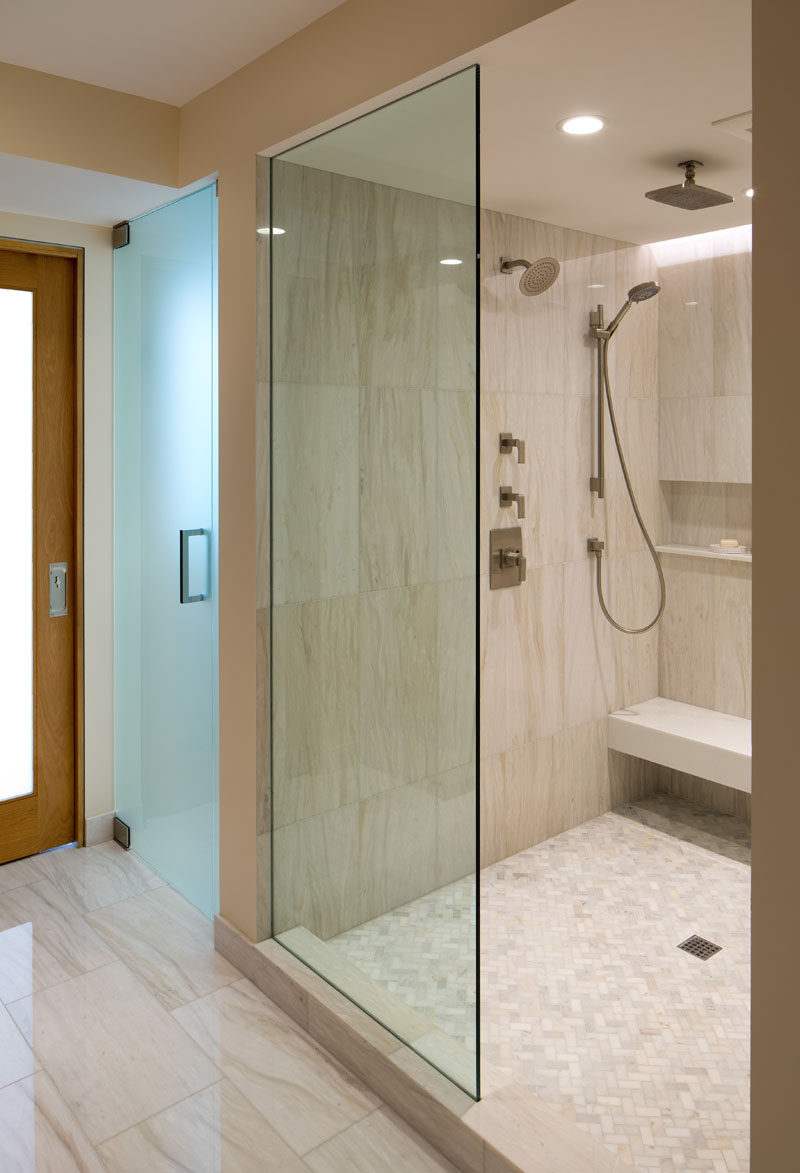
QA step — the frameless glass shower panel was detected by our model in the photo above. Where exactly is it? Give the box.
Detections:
[114,184,219,916]
[270,68,479,1095]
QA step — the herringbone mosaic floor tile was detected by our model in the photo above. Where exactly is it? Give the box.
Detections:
[331,795,750,1171]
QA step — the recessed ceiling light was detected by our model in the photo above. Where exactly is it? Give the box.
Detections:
[558,115,605,136]
[685,301,699,306]
[257,226,286,235]
[440,258,463,266]
[587,283,605,289]
[743,187,755,198]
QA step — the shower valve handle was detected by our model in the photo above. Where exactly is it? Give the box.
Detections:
[499,432,526,463]
[499,486,525,520]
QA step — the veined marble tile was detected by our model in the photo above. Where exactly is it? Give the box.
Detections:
[711,395,751,483]
[563,232,618,399]
[507,561,565,746]
[479,391,507,575]
[725,482,752,548]
[256,606,270,837]
[479,574,511,759]
[38,842,165,916]
[713,560,752,719]
[436,390,476,583]
[0,855,45,896]
[272,595,359,828]
[607,551,659,710]
[86,885,239,1012]
[0,1072,104,1173]
[272,261,359,386]
[0,1000,36,1088]
[502,733,560,855]
[173,978,379,1156]
[613,243,659,399]
[435,763,477,888]
[271,161,361,273]
[21,960,219,1144]
[255,157,270,386]
[0,880,115,1002]
[479,209,507,393]
[272,383,359,605]
[272,805,361,939]
[436,577,476,774]
[504,215,567,396]
[605,397,660,556]
[559,718,610,828]
[665,480,728,547]
[658,245,713,399]
[563,395,604,566]
[658,396,714,482]
[437,200,477,393]
[562,559,616,729]
[480,754,506,869]
[358,184,437,391]
[98,1078,307,1173]
[360,385,436,591]
[306,1106,460,1173]
[359,779,439,923]
[713,246,751,398]
[359,585,437,797]
[658,558,717,711]
[255,380,270,610]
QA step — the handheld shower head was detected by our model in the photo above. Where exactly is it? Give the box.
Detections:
[501,256,560,296]
[628,280,660,303]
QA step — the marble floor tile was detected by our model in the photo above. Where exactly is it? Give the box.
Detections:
[173,977,379,1155]
[98,1078,307,1173]
[38,843,165,916]
[305,1105,459,1173]
[0,1072,105,1173]
[0,854,46,896]
[85,885,239,1011]
[0,880,116,1003]
[21,960,219,1144]
[0,1001,37,1089]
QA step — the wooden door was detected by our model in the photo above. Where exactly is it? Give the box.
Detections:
[0,242,83,863]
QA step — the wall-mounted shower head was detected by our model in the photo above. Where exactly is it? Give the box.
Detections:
[645,160,733,211]
[628,280,661,303]
[501,256,560,296]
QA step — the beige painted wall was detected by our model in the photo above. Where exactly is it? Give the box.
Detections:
[0,211,114,823]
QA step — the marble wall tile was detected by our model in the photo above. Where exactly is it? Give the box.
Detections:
[504,215,567,395]
[713,248,751,397]
[562,558,616,729]
[360,386,436,591]
[559,717,610,829]
[606,397,660,555]
[614,243,659,399]
[436,764,477,887]
[480,209,507,393]
[256,157,270,386]
[359,780,439,923]
[272,262,359,386]
[664,480,728,546]
[358,185,437,391]
[360,585,437,797]
[507,561,565,746]
[480,755,506,869]
[272,596,359,828]
[607,551,659,709]
[256,606,270,835]
[272,383,359,605]
[713,560,752,719]
[437,390,476,582]
[725,483,752,547]
[658,557,718,712]
[520,394,569,568]
[479,574,509,760]
[563,394,607,565]
[256,381,270,609]
[658,238,714,398]
[608,749,657,808]
[437,578,476,774]
[658,396,714,482]
[563,232,618,399]
[437,199,477,393]
[655,765,751,821]
[272,805,361,939]
[503,733,560,856]
[272,162,361,272]
[711,396,752,483]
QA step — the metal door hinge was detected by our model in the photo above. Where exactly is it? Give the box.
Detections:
[113,817,131,850]
[112,222,130,249]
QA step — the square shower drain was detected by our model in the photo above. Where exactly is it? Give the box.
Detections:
[677,934,722,960]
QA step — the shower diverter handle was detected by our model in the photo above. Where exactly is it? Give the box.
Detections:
[499,432,526,463]
[499,485,525,520]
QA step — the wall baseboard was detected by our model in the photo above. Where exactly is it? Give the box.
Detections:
[213,916,630,1173]
[85,811,115,847]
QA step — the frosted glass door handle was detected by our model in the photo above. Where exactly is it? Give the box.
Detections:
[180,528,208,603]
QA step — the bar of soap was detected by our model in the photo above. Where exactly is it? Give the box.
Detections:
[719,538,740,548]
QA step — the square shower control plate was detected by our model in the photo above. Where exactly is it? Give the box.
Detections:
[490,526,525,589]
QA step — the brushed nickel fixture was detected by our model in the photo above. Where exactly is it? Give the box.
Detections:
[490,527,526,589]
[499,432,526,463]
[499,485,525,520]
[588,284,666,634]
[645,160,733,210]
[501,256,560,296]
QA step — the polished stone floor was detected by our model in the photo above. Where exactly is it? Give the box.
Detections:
[0,841,457,1172]
[332,794,751,1172]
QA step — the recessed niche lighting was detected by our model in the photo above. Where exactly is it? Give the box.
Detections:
[743,187,755,198]
[440,258,463,266]
[558,115,605,136]
[256,226,286,235]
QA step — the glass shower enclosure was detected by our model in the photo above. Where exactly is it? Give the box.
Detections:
[269,69,479,1094]
[114,184,219,917]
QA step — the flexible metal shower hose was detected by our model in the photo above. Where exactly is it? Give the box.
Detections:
[594,340,666,634]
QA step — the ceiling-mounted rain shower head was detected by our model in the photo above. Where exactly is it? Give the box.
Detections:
[645,160,733,210]
[501,256,561,296]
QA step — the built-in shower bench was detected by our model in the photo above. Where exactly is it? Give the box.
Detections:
[608,696,751,793]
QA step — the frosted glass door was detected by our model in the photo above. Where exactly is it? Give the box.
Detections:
[114,185,218,916]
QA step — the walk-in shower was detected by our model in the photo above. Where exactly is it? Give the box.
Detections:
[587,281,667,634]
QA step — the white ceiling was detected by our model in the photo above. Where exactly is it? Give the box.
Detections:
[0,0,346,105]
[280,0,752,244]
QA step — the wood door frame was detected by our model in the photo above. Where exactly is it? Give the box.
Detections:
[0,237,85,848]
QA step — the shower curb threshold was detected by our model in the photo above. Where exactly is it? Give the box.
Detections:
[214,915,633,1173]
